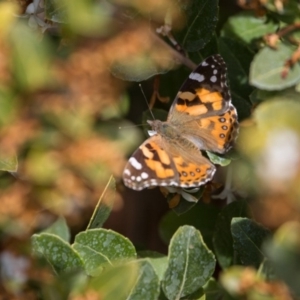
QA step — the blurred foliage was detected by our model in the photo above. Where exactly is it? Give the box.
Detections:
[1,0,300,299]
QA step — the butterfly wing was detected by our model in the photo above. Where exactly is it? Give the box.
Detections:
[123,55,238,191]
[123,135,215,190]
[168,54,238,153]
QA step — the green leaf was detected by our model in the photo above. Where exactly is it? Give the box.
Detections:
[0,89,17,126]
[162,225,216,299]
[257,258,276,281]
[83,263,139,299]
[10,22,53,91]
[74,229,136,262]
[196,33,219,59]
[72,243,111,276]
[110,55,174,82]
[250,43,300,90]
[43,217,70,242]
[213,200,250,269]
[44,0,67,23]
[178,0,219,52]
[51,0,114,36]
[263,1,300,23]
[138,251,168,281]
[206,151,231,166]
[0,153,18,172]
[263,222,300,296]
[249,88,300,105]
[183,287,205,300]
[231,217,270,268]
[218,37,253,120]
[229,92,252,122]
[203,278,226,300]
[31,233,84,274]
[87,175,116,229]
[127,259,160,300]
[160,202,220,251]
[221,11,278,45]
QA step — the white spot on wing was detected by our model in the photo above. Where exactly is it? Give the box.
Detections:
[124,169,131,176]
[136,176,141,182]
[213,69,218,74]
[210,75,217,83]
[189,72,205,82]
[148,130,156,137]
[169,181,178,186]
[150,179,158,185]
[129,157,142,170]
[201,61,208,66]
[131,175,136,180]
[141,172,148,179]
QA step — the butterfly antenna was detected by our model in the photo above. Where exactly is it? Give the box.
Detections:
[139,83,155,120]
[118,124,146,130]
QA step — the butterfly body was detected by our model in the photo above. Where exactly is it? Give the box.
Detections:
[123,55,238,191]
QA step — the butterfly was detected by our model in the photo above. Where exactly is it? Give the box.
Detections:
[123,55,238,191]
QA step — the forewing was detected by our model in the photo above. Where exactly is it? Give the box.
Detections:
[167,54,238,153]
[168,55,232,119]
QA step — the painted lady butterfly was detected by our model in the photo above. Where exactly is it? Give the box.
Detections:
[123,55,238,191]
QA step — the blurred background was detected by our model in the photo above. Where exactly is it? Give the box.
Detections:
[3,0,300,298]
[0,0,241,254]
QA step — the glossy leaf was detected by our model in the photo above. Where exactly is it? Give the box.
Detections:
[138,251,168,281]
[231,217,270,268]
[178,0,218,52]
[162,225,216,299]
[213,200,250,269]
[127,259,160,300]
[72,243,111,276]
[195,33,219,59]
[74,229,136,262]
[31,233,84,274]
